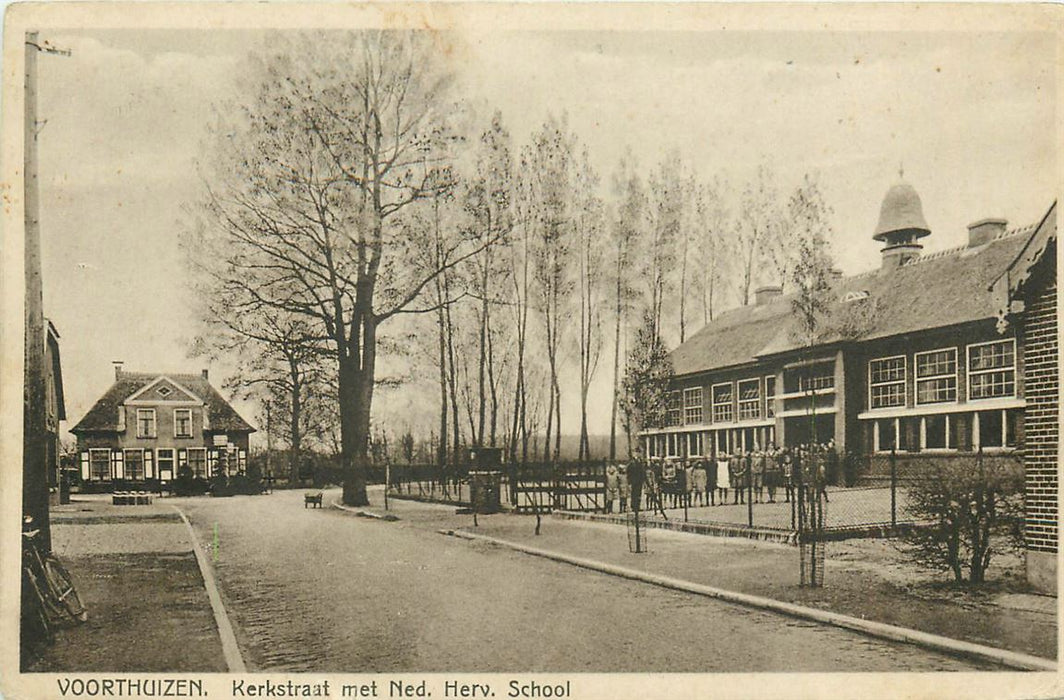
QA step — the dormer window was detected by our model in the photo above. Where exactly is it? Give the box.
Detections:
[136,408,157,438]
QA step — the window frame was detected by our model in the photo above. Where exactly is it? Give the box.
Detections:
[683,387,703,425]
[868,355,907,410]
[157,447,176,477]
[665,390,683,427]
[123,448,145,481]
[737,379,761,421]
[187,447,208,479]
[711,382,734,424]
[764,375,776,418]
[174,408,194,438]
[914,347,958,405]
[966,338,1017,402]
[920,414,953,451]
[136,408,157,438]
[89,448,111,481]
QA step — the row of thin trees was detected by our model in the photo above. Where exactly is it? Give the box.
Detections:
[184,31,835,505]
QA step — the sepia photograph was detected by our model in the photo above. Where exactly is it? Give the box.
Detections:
[2,3,1061,697]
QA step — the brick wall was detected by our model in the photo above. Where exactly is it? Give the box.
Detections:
[1023,244,1058,554]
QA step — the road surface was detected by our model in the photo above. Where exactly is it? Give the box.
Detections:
[177,489,988,672]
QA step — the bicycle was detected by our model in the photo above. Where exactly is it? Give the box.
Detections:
[22,516,88,628]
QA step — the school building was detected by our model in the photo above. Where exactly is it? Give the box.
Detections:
[642,183,1057,592]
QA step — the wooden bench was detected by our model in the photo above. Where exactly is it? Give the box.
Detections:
[304,492,324,508]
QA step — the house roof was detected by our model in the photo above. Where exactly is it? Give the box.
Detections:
[989,201,1057,329]
[670,212,1044,377]
[70,371,255,434]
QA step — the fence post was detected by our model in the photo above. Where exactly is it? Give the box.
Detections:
[890,447,897,528]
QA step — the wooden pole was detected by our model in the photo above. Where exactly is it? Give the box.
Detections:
[23,31,51,550]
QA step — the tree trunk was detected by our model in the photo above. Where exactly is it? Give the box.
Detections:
[288,361,302,486]
[339,354,369,506]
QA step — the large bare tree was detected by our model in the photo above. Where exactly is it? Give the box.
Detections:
[188,32,492,505]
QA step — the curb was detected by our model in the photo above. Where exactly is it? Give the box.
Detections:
[331,500,400,521]
[172,506,248,673]
[553,510,797,545]
[439,528,1057,673]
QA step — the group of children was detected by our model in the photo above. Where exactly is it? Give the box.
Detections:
[603,442,838,514]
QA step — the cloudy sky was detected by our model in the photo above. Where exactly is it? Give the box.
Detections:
[33,20,1057,440]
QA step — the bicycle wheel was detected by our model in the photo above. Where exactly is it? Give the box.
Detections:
[22,569,55,647]
[43,556,88,623]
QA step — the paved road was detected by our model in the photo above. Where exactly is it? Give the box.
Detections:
[177,489,988,672]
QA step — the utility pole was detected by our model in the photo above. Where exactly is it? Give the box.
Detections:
[23,32,70,551]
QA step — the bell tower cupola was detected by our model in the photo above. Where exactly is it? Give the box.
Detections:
[873,178,931,271]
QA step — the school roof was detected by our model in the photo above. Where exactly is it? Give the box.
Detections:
[70,371,255,434]
[670,210,1049,378]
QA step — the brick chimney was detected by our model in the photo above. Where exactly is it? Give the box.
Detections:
[967,218,1007,248]
[113,361,124,380]
[754,285,783,306]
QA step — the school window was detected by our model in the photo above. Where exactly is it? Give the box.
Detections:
[764,376,776,418]
[976,410,1004,448]
[968,339,1016,400]
[174,408,193,438]
[898,416,919,452]
[869,356,906,409]
[738,379,761,420]
[89,449,111,481]
[123,449,144,480]
[875,418,897,452]
[798,366,835,393]
[687,432,704,456]
[712,383,733,423]
[136,408,157,438]
[923,414,948,449]
[157,448,176,478]
[915,348,958,404]
[683,387,703,424]
[665,391,683,427]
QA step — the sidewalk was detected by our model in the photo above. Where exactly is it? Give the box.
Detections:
[377,495,1056,663]
[25,495,227,672]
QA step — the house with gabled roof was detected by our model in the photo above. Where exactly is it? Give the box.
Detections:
[643,183,1057,592]
[70,365,255,488]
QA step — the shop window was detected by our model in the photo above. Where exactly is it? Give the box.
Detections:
[876,418,896,452]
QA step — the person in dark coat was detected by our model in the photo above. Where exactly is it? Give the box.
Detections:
[729,452,746,505]
[627,459,645,514]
